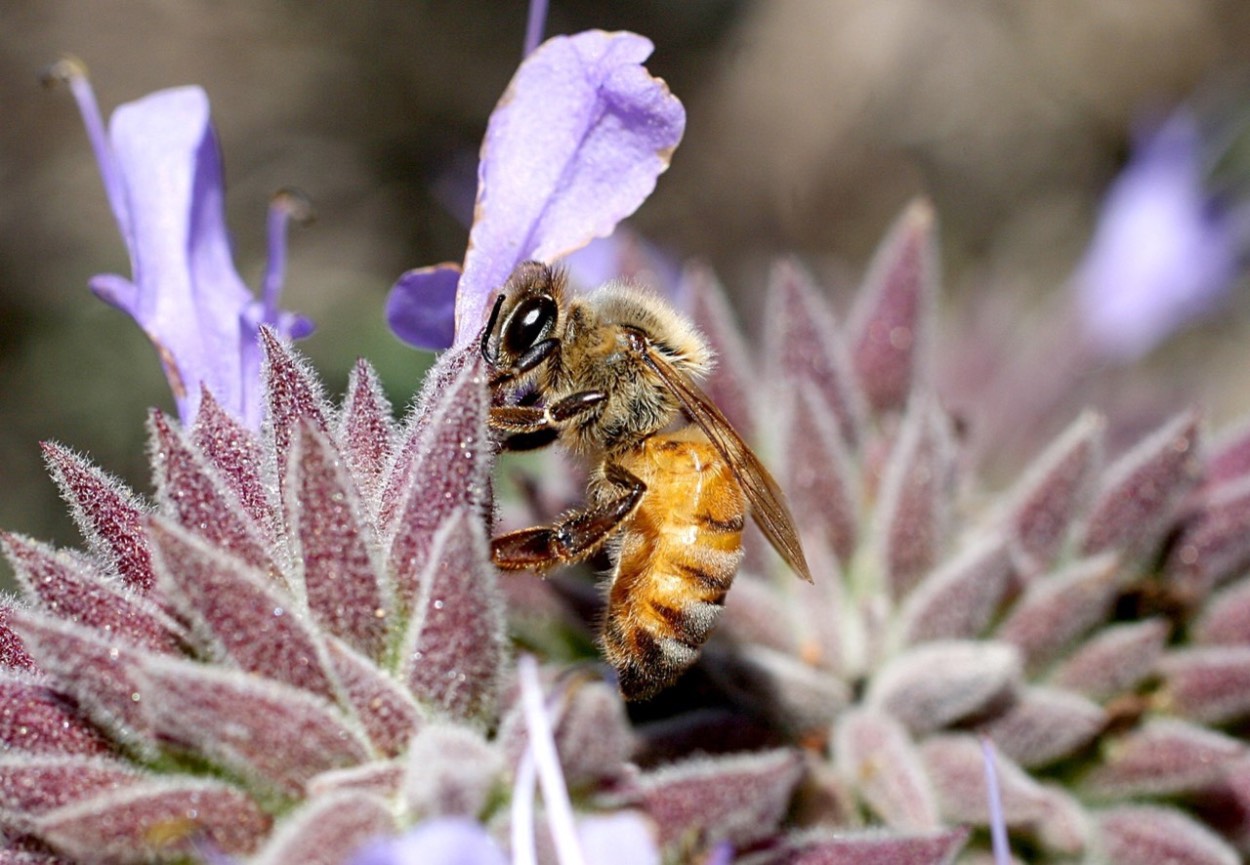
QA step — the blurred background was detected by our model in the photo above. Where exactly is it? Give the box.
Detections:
[4,0,1250,586]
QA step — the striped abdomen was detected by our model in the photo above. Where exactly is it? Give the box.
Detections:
[600,432,746,700]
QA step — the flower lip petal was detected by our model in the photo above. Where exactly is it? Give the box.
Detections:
[386,264,463,350]
[448,29,685,347]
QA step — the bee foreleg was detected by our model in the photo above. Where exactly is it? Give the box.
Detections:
[491,465,645,571]
[489,391,607,452]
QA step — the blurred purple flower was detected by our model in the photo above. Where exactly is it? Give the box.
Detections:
[1074,109,1240,360]
[349,818,508,865]
[51,59,312,429]
[386,30,685,350]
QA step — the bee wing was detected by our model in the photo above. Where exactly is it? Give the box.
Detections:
[642,349,814,583]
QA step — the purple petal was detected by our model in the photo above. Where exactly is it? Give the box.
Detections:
[1075,110,1239,361]
[577,813,661,865]
[105,88,253,425]
[451,31,686,346]
[386,264,462,351]
[348,817,507,865]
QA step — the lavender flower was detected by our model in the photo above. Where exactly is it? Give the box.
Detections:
[385,30,685,350]
[1074,108,1240,360]
[47,59,312,429]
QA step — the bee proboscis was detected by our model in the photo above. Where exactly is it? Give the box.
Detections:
[481,262,812,700]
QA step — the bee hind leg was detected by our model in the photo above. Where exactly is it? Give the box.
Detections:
[491,464,645,571]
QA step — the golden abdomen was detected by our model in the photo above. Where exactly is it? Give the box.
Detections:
[600,431,746,700]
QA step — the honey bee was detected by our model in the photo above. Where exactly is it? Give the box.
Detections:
[481,261,812,700]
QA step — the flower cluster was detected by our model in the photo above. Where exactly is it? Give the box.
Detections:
[8,12,1250,865]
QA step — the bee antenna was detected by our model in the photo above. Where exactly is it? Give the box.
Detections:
[481,293,506,365]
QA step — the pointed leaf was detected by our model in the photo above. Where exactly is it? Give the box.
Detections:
[138,656,370,795]
[866,641,1021,736]
[683,263,756,437]
[3,534,181,655]
[260,327,334,487]
[1160,646,1250,725]
[757,827,969,865]
[253,791,394,865]
[327,638,423,758]
[7,610,154,750]
[307,761,404,799]
[1078,411,1201,556]
[980,686,1106,769]
[784,385,859,563]
[765,258,866,446]
[41,442,155,592]
[848,199,938,414]
[0,670,111,756]
[33,778,270,861]
[1194,579,1250,645]
[338,358,395,506]
[379,342,477,532]
[897,533,1015,645]
[834,708,940,830]
[1004,411,1102,575]
[551,679,636,790]
[1098,805,1239,865]
[1081,719,1242,800]
[0,755,143,817]
[621,749,803,847]
[1204,415,1250,488]
[1167,474,1250,600]
[288,423,390,660]
[1049,618,1170,700]
[148,519,338,699]
[192,388,273,535]
[399,511,504,724]
[387,357,492,607]
[0,602,36,671]
[402,723,502,818]
[875,397,957,599]
[994,554,1120,674]
[149,409,275,576]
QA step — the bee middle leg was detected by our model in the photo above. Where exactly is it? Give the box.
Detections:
[492,463,645,571]
[489,390,606,452]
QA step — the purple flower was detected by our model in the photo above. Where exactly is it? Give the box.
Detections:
[1074,109,1240,360]
[349,818,508,865]
[50,59,312,429]
[386,30,686,350]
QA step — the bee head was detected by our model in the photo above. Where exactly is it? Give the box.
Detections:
[481,261,566,383]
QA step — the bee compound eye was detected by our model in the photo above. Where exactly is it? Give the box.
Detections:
[503,295,558,356]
